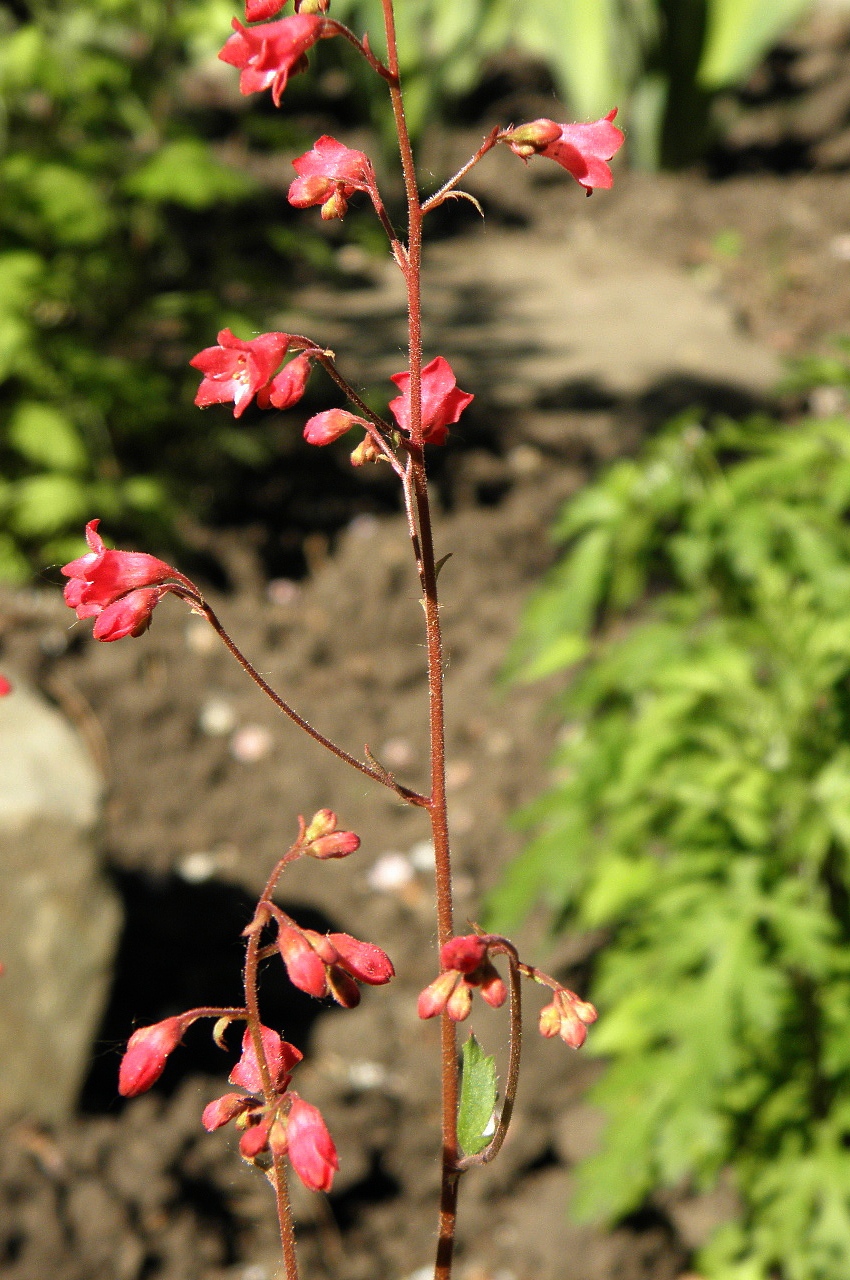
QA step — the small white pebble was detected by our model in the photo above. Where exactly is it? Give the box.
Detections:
[230,724,273,763]
[347,1060,389,1090]
[408,839,435,872]
[185,618,217,654]
[178,852,218,883]
[198,697,236,736]
[367,852,415,891]
[266,578,300,607]
[380,736,415,769]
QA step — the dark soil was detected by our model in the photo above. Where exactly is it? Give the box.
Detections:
[4,11,850,1280]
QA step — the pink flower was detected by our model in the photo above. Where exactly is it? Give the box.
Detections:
[62,520,190,642]
[0,676,12,697]
[191,328,291,417]
[538,988,598,1048]
[303,408,369,447]
[286,1096,339,1191]
[289,136,377,220]
[389,356,474,445]
[230,1025,303,1094]
[503,110,624,191]
[118,1016,187,1096]
[245,0,286,18]
[202,1091,253,1131]
[417,934,507,1022]
[219,14,327,106]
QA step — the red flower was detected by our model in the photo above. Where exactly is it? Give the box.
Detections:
[245,0,286,18]
[389,356,474,445]
[191,328,291,417]
[118,1016,187,1096]
[230,1025,302,1094]
[219,14,327,106]
[418,934,507,1022]
[503,110,624,191]
[289,136,377,220]
[62,520,190,642]
[0,676,12,697]
[286,1096,339,1191]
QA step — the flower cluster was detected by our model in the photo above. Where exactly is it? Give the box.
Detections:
[203,1027,338,1191]
[277,923,395,1008]
[190,329,312,419]
[418,935,507,1022]
[538,988,598,1048]
[62,520,194,642]
[303,807,361,858]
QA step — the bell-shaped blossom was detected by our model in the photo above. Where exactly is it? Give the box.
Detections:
[503,110,624,191]
[191,328,291,417]
[277,924,394,1006]
[289,136,377,220]
[389,356,474,445]
[256,353,313,410]
[304,808,361,858]
[286,1096,339,1191]
[303,408,369,447]
[219,14,327,106]
[538,988,598,1048]
[230,1024,303,1094]
[62,520,191,643]
[417,934,507,1022]
[118,1016,189,1096]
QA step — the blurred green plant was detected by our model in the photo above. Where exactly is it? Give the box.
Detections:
[489,392,850,1279]
[0,0,315,582]
[333,0,813,166]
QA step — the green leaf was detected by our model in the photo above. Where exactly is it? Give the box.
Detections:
[123,140,257,209]
[699,0,813,89]
[7,402,87,473]
[457,1034,497,1157]
[9,473,89,538]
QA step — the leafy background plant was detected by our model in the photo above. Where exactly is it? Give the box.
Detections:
[489,375,850,1279]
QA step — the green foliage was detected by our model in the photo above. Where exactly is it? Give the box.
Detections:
[457,1033,498,1156]
[492,399,850,1278]
[0,0,303,582]
[334,0,812,166]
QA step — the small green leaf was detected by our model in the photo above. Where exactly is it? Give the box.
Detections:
[123,140,256,210]
[457,1033,497,1157]
[7,402,87,473]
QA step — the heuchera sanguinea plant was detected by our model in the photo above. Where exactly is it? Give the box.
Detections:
[60,3,623,1276]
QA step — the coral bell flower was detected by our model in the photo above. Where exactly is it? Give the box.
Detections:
[303,409,369,447]
[62,520,191,642]
[503,110,625,192]
[229,1025,303,1094]
[218,14,327,106]
[286,1096,339,1191]
[538,988,598,1048]
[389,355,474,445]
[191,328,291,417]
[418,934,507,1022]
[256,353,313,411]
[118,1016,188,1096]
[289,136,377,220]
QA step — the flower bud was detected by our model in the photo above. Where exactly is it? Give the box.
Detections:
[440,935,488,974]
[118,1016,186,1096]
[446,981,473,1022]
[350,436,382,467]
[304,809,337,842]
[502,119,563,157]
[478,962,507,1009]
[286,1096,339,1191]
[278,926,328,998]
[417,970,459,1019]
[329,933,394,985]
[202,1092,252,1132]
[303,408,364,446]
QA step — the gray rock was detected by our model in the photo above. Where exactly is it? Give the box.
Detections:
[0,678,121,1123]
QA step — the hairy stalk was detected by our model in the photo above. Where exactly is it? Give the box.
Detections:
[379,2,460,1275]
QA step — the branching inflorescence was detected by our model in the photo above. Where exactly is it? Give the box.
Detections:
[59,1,624,1276]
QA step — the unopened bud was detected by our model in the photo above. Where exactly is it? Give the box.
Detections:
[320,190,349,220]
[309,830,361,859]
[446,981,473,1022]
[418,969,459,1019]
[329,933,394,985]
[441,934,488,974]
[503,119,563,157]
[305,809,337,842]
[350,436,382,466]
[118,1015,187,1097]
[478,962,507,1009]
